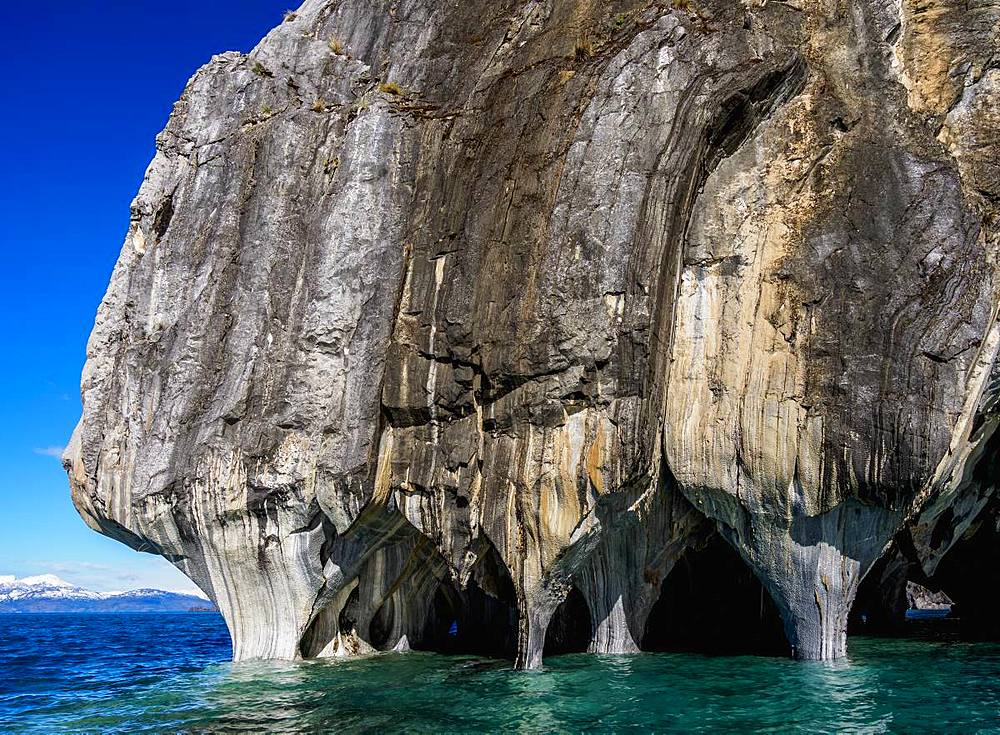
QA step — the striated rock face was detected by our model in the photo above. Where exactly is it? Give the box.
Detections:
[66,0,999,666]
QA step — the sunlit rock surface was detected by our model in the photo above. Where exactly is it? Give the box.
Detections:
[66,0,999,666]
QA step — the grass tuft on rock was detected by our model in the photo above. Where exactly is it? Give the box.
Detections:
[378,81,404,96]
[574,35,595,60]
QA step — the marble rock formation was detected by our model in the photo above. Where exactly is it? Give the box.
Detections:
[905,582,952,611]
[66,0,999,667]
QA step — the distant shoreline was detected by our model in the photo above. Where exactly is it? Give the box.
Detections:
[0,609,221,614]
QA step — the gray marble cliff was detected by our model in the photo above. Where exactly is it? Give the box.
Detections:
[64,0,999,667]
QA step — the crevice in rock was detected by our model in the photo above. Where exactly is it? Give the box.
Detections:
[151,192,175,240]
[297,502,428,659]
[361,537,452,652]
[368,597,399,650]
[703,56,808,175]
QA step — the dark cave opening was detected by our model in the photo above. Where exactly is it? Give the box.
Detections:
[849,500,1000,643]
[848,550,916,637]
[928,504,1000,640]
[338,585,361,635]
[299,606,337,659]
[927,430,1000,639]
[849,565,961,641]
[368,596,396,651]
[418,548,520,659]
[642,535,789,656]
[543,585,593,657]
[298,580,360,659]
[926,433,1000,640]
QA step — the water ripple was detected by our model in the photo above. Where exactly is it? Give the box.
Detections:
[3,614,1000,732]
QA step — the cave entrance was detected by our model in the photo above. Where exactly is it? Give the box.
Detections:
[642,534,788,656]
[927,430,1000,639]
[299,579,360,659]
[849,574,957,640]
[927,503,1000,640]
[418,546,519,659]
[849,527,1000,644]
[368,595,398,650]
[544,585,593,657]
[849,551,911,637]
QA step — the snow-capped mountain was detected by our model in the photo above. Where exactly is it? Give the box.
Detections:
[0,575,216,613]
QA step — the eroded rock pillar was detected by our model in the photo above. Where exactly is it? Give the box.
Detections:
[514,594,560,670]
[726,501,900,660]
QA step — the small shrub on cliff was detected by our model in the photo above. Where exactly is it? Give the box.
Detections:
[574,35,595,60]
[311,98,328,113]
[378,81,404,96]
[261,104,274,116]
[283,10,298,22]
[251,61,272,78]
[329,38,345,55]
[671,0,696,12]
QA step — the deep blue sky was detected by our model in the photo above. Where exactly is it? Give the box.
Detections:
[0,1,286,593]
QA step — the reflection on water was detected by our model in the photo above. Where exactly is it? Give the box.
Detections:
[3,614,1000,732]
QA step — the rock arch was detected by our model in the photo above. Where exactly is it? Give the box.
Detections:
[642,534,788,656]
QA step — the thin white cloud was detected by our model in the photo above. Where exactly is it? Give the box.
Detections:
[33,446,65,459]
[38,561,114,573]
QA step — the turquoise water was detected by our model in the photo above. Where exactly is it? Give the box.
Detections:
[3,613,1000,732]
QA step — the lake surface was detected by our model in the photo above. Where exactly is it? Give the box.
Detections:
[2,613,1000,732]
